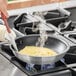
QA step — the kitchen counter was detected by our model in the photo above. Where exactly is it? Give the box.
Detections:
[7,0,67,10]
[0,54,14,76]
[8,0,76,16]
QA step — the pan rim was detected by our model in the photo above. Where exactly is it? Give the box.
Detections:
[15,34,70,58]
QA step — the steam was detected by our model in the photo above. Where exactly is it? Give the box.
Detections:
[32,12,48,47]
[36,23,48,47]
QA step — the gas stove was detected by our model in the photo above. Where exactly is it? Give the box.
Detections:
[1,44,76,76]
[1,6,76,76]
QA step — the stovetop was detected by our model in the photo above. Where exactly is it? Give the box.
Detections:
[1,43,76,76]
[13,7,76,36]
[1,7,76,76]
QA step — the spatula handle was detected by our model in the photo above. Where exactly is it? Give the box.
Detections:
[1,12,11,33]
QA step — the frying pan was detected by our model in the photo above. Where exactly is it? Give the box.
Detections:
[10,34,69,65]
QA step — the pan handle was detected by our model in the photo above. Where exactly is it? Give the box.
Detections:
[9,44,17,56]
[1,43,17,56]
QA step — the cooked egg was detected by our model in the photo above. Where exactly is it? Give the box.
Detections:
[19,46,57,57]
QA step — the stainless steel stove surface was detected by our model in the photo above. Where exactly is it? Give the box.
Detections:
[1,7,76,76]
[11,67,72,76]
[1,46,76,76]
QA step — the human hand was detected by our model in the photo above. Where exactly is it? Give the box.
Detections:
[0,0,8,18]
[0,25,16,42]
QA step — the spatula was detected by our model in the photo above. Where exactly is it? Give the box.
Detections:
[1,12,18,51]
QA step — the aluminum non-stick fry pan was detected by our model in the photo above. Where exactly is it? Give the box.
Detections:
[10,34,69,65]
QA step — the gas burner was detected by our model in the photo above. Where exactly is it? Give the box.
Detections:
[58,21,76,33]
[64,33,76,44]
[14,9,69,35]
[25,63,55,71]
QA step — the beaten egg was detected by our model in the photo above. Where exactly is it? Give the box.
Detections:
[19,46,57,57]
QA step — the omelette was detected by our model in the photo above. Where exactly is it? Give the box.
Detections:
[19,46,57,57]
